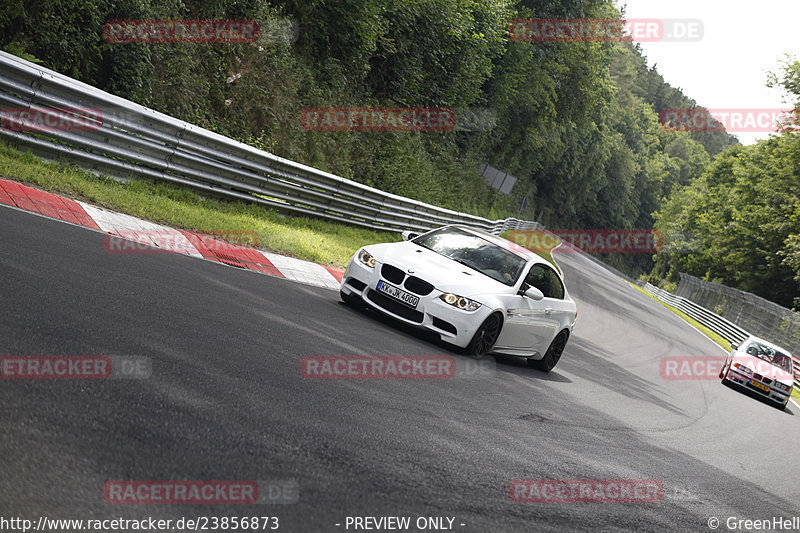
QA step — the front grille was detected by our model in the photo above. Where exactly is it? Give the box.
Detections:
[345,278,367,291]
[404,276,434,296]
[367,289,424,323]
[381,264,405,284]
[431,316,457,335]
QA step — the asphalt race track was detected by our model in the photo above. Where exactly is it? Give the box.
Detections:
[2,204,799,532]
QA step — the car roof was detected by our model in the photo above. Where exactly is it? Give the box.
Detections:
[742,335,793,356]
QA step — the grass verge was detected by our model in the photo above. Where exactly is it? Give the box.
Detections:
[0,142,399,267]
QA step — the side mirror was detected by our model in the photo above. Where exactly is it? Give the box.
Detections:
[730,342,738,350]
[523,286,544,301]
[401,230,420,241]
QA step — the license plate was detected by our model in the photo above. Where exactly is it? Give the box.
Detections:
[376,280,419,308]
[750,380,770,392]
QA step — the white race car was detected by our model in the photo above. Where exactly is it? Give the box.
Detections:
[340,225,577,371]
[720,335,795,409]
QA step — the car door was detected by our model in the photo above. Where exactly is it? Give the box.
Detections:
[496,263,564,352]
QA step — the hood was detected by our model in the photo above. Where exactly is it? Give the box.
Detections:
[366,241,512,297]
[731,352,795,387]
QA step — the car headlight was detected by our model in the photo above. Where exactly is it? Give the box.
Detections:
[440,293,481,312]
[733,362,753,375]
[775,382,791,392]
[357,249,376,268]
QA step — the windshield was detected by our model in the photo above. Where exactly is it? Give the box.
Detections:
[413,227,527,286]
[743,342,794,373]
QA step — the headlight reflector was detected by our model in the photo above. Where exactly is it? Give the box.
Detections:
[357,249,376,268]
[733,362,753,375]
[440,293,481,312]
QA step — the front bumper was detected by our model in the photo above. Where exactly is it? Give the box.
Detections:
[726,367,791,406]
[340,258,492,349]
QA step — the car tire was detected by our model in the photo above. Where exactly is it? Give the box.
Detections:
[466,313,503,358]
[720,361,730,383]
[528,331,568,373]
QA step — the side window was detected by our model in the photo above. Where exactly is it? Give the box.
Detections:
[524,264,564,300]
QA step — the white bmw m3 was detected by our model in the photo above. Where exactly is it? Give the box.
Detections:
[340,225,577,371]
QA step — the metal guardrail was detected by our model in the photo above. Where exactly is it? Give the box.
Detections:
[642,282,800,389]
[676,273,800,359]
[0,50,540,236]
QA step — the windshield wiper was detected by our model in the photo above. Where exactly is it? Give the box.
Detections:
[446,255,477,271]
[445,255,511,284]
